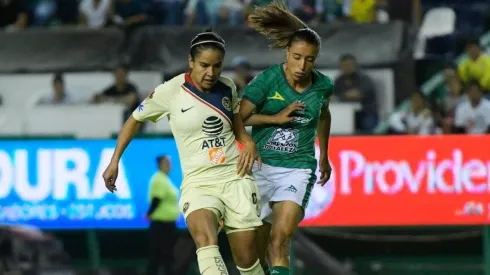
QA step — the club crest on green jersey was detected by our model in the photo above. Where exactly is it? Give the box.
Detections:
[262,128,299,153]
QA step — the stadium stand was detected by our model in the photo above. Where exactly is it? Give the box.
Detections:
[1,0,490,274]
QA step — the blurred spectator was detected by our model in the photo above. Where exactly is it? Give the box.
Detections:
[38,73,75,105]
[113,0,148,28]
[146,155,179,275]
[55,0,79,25]
[454,81,490,134]
[433,75,465,134]
[288,0,324,25]
[231,56,254,97]
[79,0,112,28]
[375,0,389,23]
[93,65,139,120]
[33,0,79,26]
[389,90,434,135]
[185,0,244,26]
[152,0,185,25]
[0,0,28,31]
[458,38,490,92]
[386,0,421,25]
[343,0,376,23]
[334,54,378,132]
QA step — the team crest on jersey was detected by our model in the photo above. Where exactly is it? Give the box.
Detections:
[263,128,299,153]
[222,96,232,111]
[183,202,189,214]
[208,148,226,165]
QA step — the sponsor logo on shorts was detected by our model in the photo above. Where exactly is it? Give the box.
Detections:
[285,185,297,193]
[262,128,299,153]
[208,148,226,165]
[183,202,189,214]
[222,96,232,111]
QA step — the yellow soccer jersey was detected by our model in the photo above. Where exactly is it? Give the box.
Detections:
[133,73,250,187]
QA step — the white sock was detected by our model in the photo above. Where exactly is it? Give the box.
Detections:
[237,259,265,275]
[196,245,229,274]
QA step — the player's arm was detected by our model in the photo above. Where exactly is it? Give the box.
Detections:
[110,116,143,164]
[229,79,261,174]
[240,74,285,126]
[317,101,331,166]
[317,103,332,186]
[111,84,171,164]
[240,99,280,125]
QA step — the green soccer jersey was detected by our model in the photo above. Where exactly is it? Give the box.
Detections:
[242,64,334,170]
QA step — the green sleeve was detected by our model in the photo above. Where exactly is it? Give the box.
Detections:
[242,75,268,107]
[322,78,334,107]
[150,175,168,199]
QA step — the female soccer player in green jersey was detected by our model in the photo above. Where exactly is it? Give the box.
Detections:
[239,2,334,275]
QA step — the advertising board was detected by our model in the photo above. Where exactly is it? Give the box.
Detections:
[0,135,489,229]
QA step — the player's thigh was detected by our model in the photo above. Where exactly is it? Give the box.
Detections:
[221,178,263,231]
[179,186,224,247]
[252,163,285,223]
[270,167,316,222]
[271,200,304,237]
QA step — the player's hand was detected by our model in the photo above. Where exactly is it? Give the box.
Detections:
[237,141,261,177]
[273,101,305,124]
[317,159,332,186]
[103,161,119,193]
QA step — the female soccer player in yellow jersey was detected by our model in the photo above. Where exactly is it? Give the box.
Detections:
[239,2,333,275]
[102,29,266,275]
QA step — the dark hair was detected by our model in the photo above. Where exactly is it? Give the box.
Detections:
[340,54,356,62]
[443,62,456,70]
[190,28,226,59]
[248,1,321,49]
[156,155,168,166]
[53,72,64,83]
[465,38,480,48]
[116,64,130,72]
[412,90,425,100]
[467,80,482,91]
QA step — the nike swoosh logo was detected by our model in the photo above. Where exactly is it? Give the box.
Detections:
[181,106,194,113]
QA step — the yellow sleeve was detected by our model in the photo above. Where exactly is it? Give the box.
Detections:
[132,83,173,123]
[480,57,490,90]
[150,175,169,199]
[458,60,469,83]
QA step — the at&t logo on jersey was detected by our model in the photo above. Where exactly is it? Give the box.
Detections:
[263,128,299,153]
[201,116,227,165]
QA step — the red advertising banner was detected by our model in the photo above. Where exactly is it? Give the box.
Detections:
[239,135,490,227]
[300,135,490,227]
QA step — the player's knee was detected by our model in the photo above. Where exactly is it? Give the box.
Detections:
[269,229,292,257]
[234,252,258,269]
[193,231,218,248]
